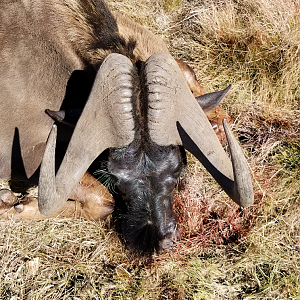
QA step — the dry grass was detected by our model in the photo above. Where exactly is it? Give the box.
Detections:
[1,0,300,299]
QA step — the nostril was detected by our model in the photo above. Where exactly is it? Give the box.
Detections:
[159,238,174,251]
[159,229,180,251]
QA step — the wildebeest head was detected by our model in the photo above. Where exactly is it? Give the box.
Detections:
[38,53,253,254]
[108,140,183,253]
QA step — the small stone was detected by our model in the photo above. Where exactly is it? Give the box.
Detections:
[14,203,24,213]
[0,189,17,205]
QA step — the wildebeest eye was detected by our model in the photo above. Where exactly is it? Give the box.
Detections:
[120,191,127,199]
[159,176,177,196]
[165,176,176,187]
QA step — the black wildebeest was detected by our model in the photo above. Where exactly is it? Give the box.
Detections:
[0,0,253,254]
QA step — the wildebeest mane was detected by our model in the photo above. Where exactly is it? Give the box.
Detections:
[38,0,137,68]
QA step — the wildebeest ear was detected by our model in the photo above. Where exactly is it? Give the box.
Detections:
[46,109,82,128]
[46,109,66,122]
[195,85,231,113]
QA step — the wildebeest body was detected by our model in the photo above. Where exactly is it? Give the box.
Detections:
[0,0,254,254]
[1,0,130,179]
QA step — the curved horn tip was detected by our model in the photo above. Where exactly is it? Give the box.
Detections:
[222,118,254,208]
[38,124,60,216]
[225,84,232,90]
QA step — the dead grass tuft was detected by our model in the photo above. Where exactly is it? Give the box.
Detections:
[173,161,263,252]
[169,0,300,111]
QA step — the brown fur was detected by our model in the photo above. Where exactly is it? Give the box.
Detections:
[175,59,206,97]
[113,12,169,62]
[0,173,114,220]
[175,59,233,145]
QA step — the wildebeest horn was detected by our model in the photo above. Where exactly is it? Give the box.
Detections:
[38,53,136,216]
[146,53,253,207]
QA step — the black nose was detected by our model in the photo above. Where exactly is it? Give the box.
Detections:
[159,238,174,250]
[159,229,180,251]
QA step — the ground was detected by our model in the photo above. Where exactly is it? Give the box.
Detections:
[1,0,300,299]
